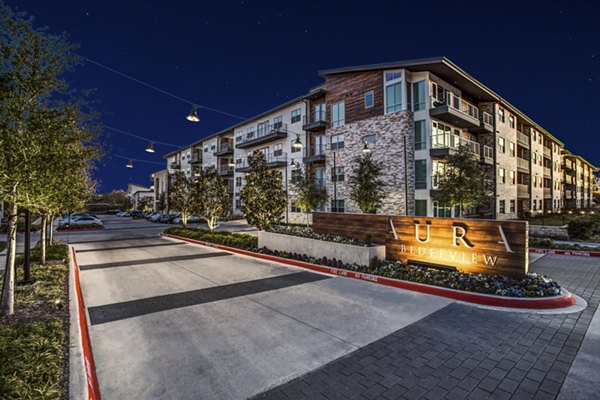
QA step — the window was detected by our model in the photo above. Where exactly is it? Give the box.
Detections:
[415,200,427,216]
[331,199,345,213]
[291,169,302,183]
[257,121,269,136]
[415,160,427,189]
[273,115,283,129]
[235,199,241,209]
[291,202,301,213]
[498,137,506,153]
[235,177,242,187]
[509,170,515,185]
[414,120,426,150]
[509,115,515,128]
[385,80,402,113]
[510,200,515,213]
[385,72,402,82]
[204,147,209,153]
[273,144,283,157]
[331,101,345,127]
[210,144,216,151]
[498,168,506,184]
[332,166,345,182]
[433,201,451,217]
[331,133,345,150]
[364,91,374,108]
[499,200,506,214]
[498,108,505,123]
[532,199,537,210]
[291,108,301,124]
[412,81,426,111]
[509,142,515,157]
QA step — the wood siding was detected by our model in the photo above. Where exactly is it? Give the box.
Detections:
[323,71,384,124]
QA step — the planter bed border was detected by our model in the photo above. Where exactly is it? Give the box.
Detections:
[161,232,575,310]
[530,248,600,258]
[56,227,104,233]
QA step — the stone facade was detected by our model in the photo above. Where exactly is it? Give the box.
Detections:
[494,104,519,220]
[325,111,415,215]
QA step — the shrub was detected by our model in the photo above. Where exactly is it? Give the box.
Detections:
[164,227,257,250]
[567,216,600,241]
[267,225,370,246]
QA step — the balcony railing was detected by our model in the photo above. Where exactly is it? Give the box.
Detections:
[482,111,493,127]
[235,152,288,171]
[544,167,552,177]
[215,142,234,155]
[190,154,202,164]
[543,146,551,158]
[218,165,234,175]
[517,157,529,170]
[431,133,480,155]
[235,123,289,148]
[303,145,327,163]
[517,131,529,147]
[169,163,181,170]
[517,184,529,197]
[303,111,327,131]
[431,93,479,120]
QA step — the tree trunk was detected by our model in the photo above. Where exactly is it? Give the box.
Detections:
[49,215,55,244]
[1,203,18,316]
[40,214,47,264]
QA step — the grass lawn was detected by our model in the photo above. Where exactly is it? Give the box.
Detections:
[0,242,69,399]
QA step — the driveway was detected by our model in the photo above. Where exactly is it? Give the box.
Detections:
[74,216,452,399]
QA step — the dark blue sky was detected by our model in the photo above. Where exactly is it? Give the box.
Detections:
[9,0,600,193]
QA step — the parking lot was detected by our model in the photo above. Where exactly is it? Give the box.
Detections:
[73,215,600,400]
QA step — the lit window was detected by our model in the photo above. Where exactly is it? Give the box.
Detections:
[498,137,506,153]
[499,168,506,184]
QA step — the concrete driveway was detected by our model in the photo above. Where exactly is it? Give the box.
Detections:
[74,216,452,399]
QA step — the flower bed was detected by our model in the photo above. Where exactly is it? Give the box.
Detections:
[267,225,370,246]
[530,237,600,252]
[163,227,257,249]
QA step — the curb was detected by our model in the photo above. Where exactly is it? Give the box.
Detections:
[530,248,600,258]
[56,228,104,233]
[70,247,101,400]
[161,233,575,310]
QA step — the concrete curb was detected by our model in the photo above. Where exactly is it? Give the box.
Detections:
[530,248,600,257]
[69,246,102,400]
[161,233,576,310]
[68,245,87,400]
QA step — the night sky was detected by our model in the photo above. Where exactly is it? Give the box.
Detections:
[8,0,600,193]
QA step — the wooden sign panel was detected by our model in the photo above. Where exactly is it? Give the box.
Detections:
[313,212,528,277]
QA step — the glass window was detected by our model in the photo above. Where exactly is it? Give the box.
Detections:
[291,169,302,183]
[412,81,426,111]
[415,160,427,189]
[415,200,427,216]
[273,143,283,157]
[364,91,374,108]
[385,72,402,82]
[257,121,269,137]
[509,142,515,157]
[498,108,505,123]
[509,115,515,128]
[499,168,506,183]
[331,133,345,150]
[332,166,345,182]
[235,177,242,187]
[273,115,283,129]
[499,200,506,214]
[498,137,506,153]
[331,101,345,127]
[509,170,515,185]
[385,82,402,113]
[235,199,241,209]
[331,199,345,213]
[433,201,451,217]
[414,120,426,150]
[291,108,301,124]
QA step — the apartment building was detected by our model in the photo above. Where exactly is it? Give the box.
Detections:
[153,57,597,219]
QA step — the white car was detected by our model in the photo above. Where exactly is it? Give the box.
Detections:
[116,211,131,217]
[173,215,203,224]
[60,216,103,226]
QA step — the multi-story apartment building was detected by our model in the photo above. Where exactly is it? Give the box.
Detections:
[152,57,597,219]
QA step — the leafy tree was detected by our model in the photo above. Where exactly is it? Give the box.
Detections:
[157,192,167,212]
[291,166,328,226]
[436,145,492,216]
[195,167,230,230]
[348,153,387,213]
[137,196,154,212]
[240,151,286,230]
[168,171,196,226]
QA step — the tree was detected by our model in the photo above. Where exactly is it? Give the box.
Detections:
[168,171,196,226]
[436,145,492,217]
[593,175,600,206]
[348,153,387,213]
[137,196,154,212]
[291,166,328,226]
[240,151,286,230]
[157,192,167,212]
[0,4,98,315]
[195,167,230,230]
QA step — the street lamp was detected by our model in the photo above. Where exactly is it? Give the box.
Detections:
[126,160,133,168]
[186,105,200,122]
[362,141,371,154]
[145,142,155,153]
[292,135,304,150]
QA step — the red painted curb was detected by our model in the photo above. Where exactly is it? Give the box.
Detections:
[161,233,575,310]
[71,247,102,400]
[530,248,600,257]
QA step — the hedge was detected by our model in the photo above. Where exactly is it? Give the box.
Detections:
[163,227,257,249]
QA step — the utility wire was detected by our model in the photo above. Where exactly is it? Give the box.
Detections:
[105,126,181,148]
[76,54,248,120]
[113,154,166,166]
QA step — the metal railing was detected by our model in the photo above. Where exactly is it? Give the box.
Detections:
[543,146,551,158]
[216,142,233,152]
[219,165,234,174]
[236,123,289,146]
[517,131,529,145]
[303,111,327,126]
[517,184,529,196]
[431,92,479,120]
[304,145,326,157]
[169,163,181,170]
[544,167,552,177]
[517,157,529,170]
[190,154,202,163]
[236,152,288,169]
[431,133,480,154]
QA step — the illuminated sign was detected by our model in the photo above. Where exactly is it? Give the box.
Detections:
[313,213,528,277]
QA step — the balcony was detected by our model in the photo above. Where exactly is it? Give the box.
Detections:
[189,154,202,164]
[303,145,326,163]
[517,131,530,148]
[214,143,234,156]
[169,163,181,170]
[543,146,551,158]
[544,187,551,198]
[517,184,529,198]
[303,111,327,132]
[469,111,494,133]
[235,123,289,149]
[544,167,551,178]
[235,152,288,172]
[430,133,480,158]
[517,157,529,172]
[218,165,234,176]
[481,145,493,165]
[429,93,480,129]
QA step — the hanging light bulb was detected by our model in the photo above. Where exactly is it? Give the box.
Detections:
[362,141,371,154]
[126,160,133,168]
[292,135,304,149]
[186,105,200,122]
[228,160,236,168]
[145,142,155,153]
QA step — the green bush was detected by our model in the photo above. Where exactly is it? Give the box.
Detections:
[164,227,257,250]
[567,216,600,240]
[530,237,555,248]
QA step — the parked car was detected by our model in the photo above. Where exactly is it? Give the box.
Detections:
[158,214,177,224]
[116,211,131,217]
[131,211,145,219]
[150,213,164,222]
[146,212,161,220]
[59,216,103,226]
[173,215,203,224]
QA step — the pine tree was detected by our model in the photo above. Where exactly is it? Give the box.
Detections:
[240,151,286,230]
[348,153,387,213]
